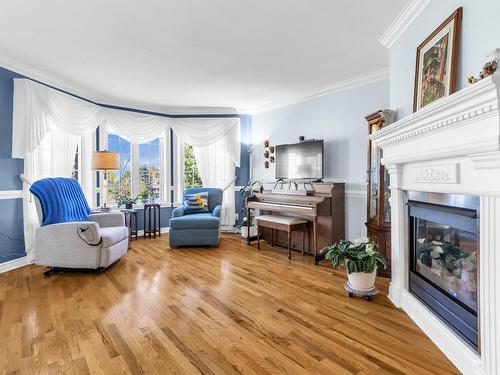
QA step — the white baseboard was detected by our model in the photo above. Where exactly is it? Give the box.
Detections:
[137,227,169,237]
[0,255,32,274]
[395,289,485,375]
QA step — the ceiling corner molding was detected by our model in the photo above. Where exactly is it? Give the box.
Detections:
[378,0,431,49]
[0,53,238,116]
[245,69,389,114]
[0,52,104,104]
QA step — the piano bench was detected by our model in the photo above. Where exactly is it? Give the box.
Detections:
[254,215,308,259]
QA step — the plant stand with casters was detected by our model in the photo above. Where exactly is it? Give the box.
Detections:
[344,282,379,300]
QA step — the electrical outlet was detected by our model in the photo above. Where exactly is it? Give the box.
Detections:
[235,213,239,220]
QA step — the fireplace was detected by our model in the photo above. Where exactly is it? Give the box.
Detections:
[370,72,500,374]
[408,192,479,350]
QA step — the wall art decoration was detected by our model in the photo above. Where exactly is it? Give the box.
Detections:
[413,8,462,112]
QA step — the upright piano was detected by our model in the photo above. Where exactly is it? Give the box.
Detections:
[245,182,345,263]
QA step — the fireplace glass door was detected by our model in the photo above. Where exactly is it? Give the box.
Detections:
[412,215,478,312]
[408,192,479,350]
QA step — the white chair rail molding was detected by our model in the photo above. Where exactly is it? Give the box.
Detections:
[371,73,500,375]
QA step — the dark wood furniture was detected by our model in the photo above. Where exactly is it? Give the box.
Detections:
[121,209,138,248]
[255,215,308,259]
[246,182,345,264]
[365,110,393,277]
[143,204,161,238]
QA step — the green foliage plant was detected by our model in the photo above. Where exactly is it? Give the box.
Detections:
[324,237,388,274]
[239,179,260,226]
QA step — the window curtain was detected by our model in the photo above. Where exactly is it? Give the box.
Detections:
[170,118,240,227]
[20,131,79,256]
[12,78,241,256]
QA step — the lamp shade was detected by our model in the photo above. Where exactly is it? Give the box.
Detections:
[91,151,120,171]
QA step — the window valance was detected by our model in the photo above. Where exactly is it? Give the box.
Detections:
[12,78,240,166]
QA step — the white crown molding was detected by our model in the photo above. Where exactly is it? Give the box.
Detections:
[0,255,32,274]
[0,53,237,116]
[244,69,389,114]
[0,190,23,200]
[378,0,431,49]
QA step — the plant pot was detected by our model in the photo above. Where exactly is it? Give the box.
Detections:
[346,267,378,293]
[241,225,257,238]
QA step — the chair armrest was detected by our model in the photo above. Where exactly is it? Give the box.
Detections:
[172,206,185,218]
[89,212,125,228]
[212,205,222,218]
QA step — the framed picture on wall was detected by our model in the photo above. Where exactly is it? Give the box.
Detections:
[413,7,462,112]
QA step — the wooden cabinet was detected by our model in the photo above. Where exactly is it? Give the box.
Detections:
[365,110,393,278]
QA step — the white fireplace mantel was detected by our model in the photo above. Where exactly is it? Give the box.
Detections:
[371,73,500,375]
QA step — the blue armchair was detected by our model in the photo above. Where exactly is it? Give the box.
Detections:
[169,188,223,248]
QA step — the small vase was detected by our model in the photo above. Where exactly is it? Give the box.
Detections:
[346,268,378,293]
[241,225,257,238]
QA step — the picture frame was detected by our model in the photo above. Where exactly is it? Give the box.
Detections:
[413,8,462,112]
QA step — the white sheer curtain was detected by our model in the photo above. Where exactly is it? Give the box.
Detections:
[170,118,240,227]
[105,108,170,143]
[21,130,79,256]
[12,80,104,158]
[12,78,241,256]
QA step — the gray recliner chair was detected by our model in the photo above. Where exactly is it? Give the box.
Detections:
[30,177,129,274]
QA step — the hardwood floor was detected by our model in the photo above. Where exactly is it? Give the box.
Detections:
[0,234,459,375]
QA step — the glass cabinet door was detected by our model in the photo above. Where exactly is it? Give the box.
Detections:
[383,164,391,223]
[369,138,379,220]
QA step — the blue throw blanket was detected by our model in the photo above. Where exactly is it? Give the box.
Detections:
[30,177,91,226]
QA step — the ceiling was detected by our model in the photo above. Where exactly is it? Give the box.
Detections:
[0,0,407,114]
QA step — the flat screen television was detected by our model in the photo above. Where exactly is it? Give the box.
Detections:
[275,140,324,180]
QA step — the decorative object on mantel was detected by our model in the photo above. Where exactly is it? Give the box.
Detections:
[468,48,499,84]
[364,109,393,278]
[413,8,462,112]
[262,140,275,168]
[324,237,388,300]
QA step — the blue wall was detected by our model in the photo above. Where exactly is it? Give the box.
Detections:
[390,0,500,120]
[0,67,26,263]
[251,79,390,240]
[0,65,251,262]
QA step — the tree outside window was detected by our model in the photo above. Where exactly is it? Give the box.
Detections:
[138,140,160,200]
[106,134,163,204]
[184,145,202,188]
[107,134,132,203]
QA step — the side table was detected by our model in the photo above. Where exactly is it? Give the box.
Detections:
[121,209,138,248]
[143,203,161,238]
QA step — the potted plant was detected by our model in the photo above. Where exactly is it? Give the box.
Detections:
[240,212,257,238]
[114,195,137,209]
[238,179,261,238]
[324,237,388,294]
[137,192,148,205]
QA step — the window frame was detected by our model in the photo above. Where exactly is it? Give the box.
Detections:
[97,125,171,207]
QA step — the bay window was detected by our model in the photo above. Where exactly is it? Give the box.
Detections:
[99,127,169,206]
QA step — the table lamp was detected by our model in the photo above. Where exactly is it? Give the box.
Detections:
[91,150,120,211]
